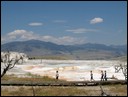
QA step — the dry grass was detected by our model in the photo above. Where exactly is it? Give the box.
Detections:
[1,74,66,83]
[1,85,127,96]
[1,86,88,96]
[1,74,127,96]
[107,84,127,96]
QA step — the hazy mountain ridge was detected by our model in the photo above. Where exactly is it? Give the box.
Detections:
[1,39,127,60]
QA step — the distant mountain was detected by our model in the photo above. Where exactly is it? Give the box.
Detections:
[1,39,127,60]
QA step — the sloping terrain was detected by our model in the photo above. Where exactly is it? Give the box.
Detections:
[1,39,127,60]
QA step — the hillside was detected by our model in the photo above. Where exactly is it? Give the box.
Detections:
[1,39,127,60]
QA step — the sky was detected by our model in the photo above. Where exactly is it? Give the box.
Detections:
[1,1,127,45]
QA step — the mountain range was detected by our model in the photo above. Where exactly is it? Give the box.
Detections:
[1,39,127,60]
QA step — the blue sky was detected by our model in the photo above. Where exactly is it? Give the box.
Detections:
[1,1,127,45]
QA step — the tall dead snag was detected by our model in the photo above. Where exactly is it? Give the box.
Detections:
[1,51,20,78]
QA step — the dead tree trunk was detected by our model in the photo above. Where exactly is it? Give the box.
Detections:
[1,52,20,78]
[100,85,110,96]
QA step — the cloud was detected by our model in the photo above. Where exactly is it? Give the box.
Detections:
[28,22,43,26]
[40,35,86,45]
[53,20,67,23]
[90,17,103,24]
[8,30,30,36]
[66,28,98,33]
[6,30,39,42]
[2,29,87,45]
[7,30,38,39]
[1,36,6,44]
[57,36,86,45]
